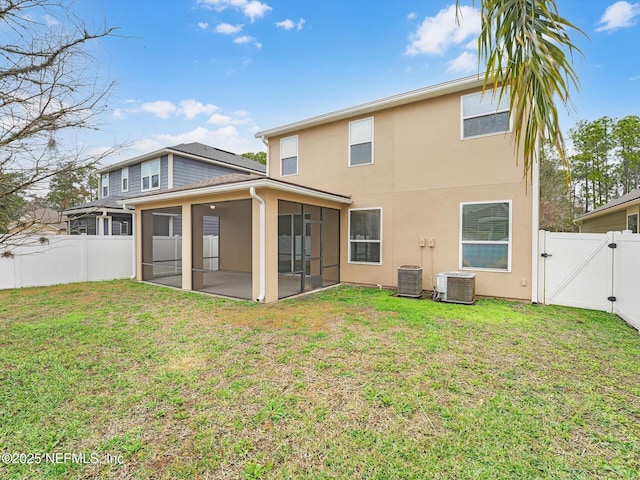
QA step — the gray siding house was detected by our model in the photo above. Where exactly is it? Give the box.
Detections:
[64,143,265,235]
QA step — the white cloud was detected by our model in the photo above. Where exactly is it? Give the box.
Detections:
[446,51,477,73]
[151,126,253,153]
[198,22,209,30]
[112,108,124,120]
[197,0,272,22]
[596,1,640,32]
[406,4,480,56]
[276,18,305,30]
[207,111,252,125]
[234,35,262,48]
[407,12,417,21]
[44,14,60,26]
[207,113,233,125]
[243,0,272,22]
[179,99,219,119]
[141,101,177,119]
[215,22,243,34]
[630,74,640,80]
[138,99,222,119]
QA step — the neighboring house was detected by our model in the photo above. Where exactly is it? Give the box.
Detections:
[6,208,68,236]
[63,143,266,235]
[121,75,539,303]
[574,188,640,233]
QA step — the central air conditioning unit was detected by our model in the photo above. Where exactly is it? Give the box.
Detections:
[397,265,423,297]
[434,272,476,304]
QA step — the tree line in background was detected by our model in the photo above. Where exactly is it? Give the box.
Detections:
[540,115,640,232]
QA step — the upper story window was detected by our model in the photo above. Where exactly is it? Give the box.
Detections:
[141,159,160,191]
[280,136,298,176]
[461,89,511,139]
[460,201,511,271]
[101,173,109,198]
[121,167,129,193]
[349,117,373,166]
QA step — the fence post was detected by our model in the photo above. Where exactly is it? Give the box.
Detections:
[14,254,21,289]
[81,234,88,282]
[538,230,546,304]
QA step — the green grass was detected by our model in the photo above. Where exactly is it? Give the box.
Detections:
[0,280,638,479]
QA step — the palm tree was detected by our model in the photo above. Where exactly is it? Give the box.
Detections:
[459,0,586,181]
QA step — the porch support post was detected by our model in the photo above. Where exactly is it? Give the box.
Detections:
[181,202,193,291]
[250,187,266,302]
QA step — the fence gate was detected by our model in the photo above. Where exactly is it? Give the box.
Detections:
[613,233,640,331]
[539,230,639,332]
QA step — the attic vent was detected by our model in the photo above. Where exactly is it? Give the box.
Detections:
[434,272,476,304]
[397,265,423,297]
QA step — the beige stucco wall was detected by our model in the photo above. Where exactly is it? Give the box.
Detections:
[267,87,534,300]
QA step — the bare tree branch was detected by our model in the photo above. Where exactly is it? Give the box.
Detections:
[0,0,123,252]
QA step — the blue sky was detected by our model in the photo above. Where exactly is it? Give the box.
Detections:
[69,0,640,164]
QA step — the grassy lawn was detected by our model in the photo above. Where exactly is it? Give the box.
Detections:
[0,281,639,479]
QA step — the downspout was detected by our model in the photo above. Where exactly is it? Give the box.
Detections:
[249,186,266,302]
[531,138,540,304]
[123,204,136,280]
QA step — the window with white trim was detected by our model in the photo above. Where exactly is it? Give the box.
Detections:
[141,159,160,191]
[461,201,511,271]
[628,213,638,233]
[101,173,109,198]
[280,136,298,176]
[462,89,510,139]
[121,167,129,192]
[349,208,382,264]
[349,117,373,166]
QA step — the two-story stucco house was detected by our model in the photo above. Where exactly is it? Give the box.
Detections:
[63,142,266,235]
[121,75,539,303]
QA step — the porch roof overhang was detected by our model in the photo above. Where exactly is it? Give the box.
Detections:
[117,176,353,207]
[65,207,132,216]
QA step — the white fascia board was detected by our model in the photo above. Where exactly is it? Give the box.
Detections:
[255,75,484,139]
[118,179,352,207]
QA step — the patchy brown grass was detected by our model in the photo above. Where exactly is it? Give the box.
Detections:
[0,280,638,479]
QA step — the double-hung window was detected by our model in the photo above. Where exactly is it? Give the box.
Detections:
[461,89,510,139]
[101,173,109,198]
[349,117,373,166]
[280,136,298,176]
[121,167,129,192]
[461,201,511,271]
[349,208,382,264]
[141,159,160,191]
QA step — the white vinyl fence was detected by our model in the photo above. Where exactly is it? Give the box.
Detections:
[0,236,134,290]
[539,230,640,332]
[151,235,218,277]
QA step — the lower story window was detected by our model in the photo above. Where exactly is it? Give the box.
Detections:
[349,208,382,264]
[461,201,511,271]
